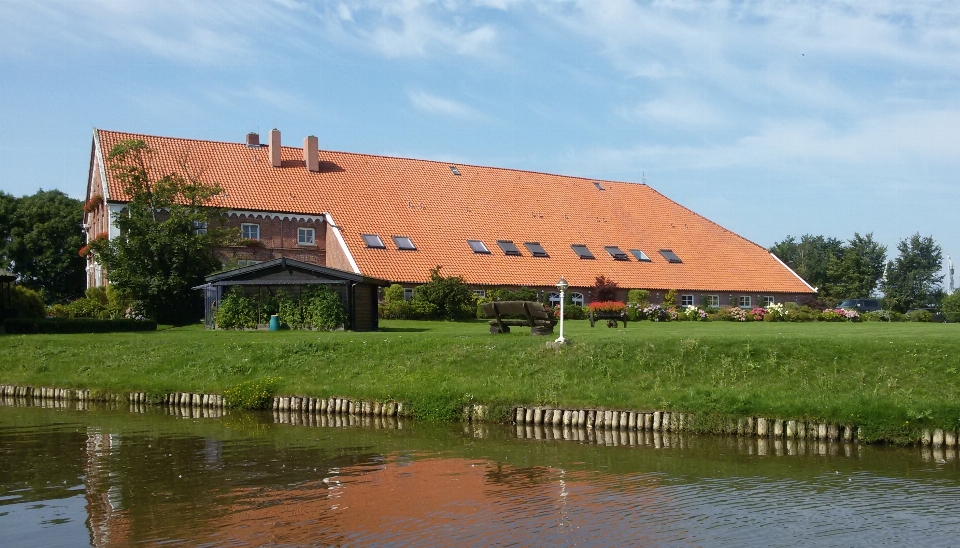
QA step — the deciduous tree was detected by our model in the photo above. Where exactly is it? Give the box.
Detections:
[90,140,232,324]
[5,190,85,302]
[828,232,887,299]
[882,233,943,313]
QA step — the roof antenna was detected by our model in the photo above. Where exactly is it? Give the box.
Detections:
[641,171,647,184]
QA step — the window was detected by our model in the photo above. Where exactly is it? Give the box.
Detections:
[393,236,416,250]
[548,292,584,306]
[629,249,652,262]
[241,223,260,240]
[362,234,385,248]
[524,242,549,257]
[659,249,682,263]
[473,289,486,298]
[467,240,490,254]
[237,259,261,267]
[739,296,752,308]
[680,295,695,307]
[193,221,207,235]
[297,227,315,245]
[450,165,461,176]
[497,240,521,256]
[571,244,595,259]
[403,288,414,301]
[604,246,629,261]
[764,296,775,306]
[593,182,605,191]
[706,295,720,308]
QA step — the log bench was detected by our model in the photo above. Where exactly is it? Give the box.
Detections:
[480,301,557,335]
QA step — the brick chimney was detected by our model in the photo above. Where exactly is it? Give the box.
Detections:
[303,135,319,172]
[269,129,281,167]
[245,132,260,147]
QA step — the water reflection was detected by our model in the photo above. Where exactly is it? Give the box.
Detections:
[1,400,959,547]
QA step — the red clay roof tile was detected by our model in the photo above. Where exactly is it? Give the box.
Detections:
[94,129,813,294]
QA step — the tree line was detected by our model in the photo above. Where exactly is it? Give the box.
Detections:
[770,232,947,312]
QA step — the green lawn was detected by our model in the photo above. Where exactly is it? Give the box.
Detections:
[1,319,958,442]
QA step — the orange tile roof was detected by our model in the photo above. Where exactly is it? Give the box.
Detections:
[94,129,813,293]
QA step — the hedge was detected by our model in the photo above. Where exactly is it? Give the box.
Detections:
[3,318,157,334]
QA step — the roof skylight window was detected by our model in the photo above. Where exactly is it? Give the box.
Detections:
[362,234,385,249]
[593,182,605,190]
[630,249,652,262]
[524,242,549,257]
[467,240,490,254]
[571,244,595,259]
[393,236,417,250]
[450,166,461,176]
[604,246,629,261]
[659,249,682,263]
[497,240,522,256]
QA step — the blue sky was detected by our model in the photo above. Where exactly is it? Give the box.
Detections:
[0,0,957,287]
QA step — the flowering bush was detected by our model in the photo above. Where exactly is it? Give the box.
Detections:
[750,307,767,321]
[821,308,860,322]
[78,244,90,258]
[682,304,708,321]
[764,303,787,321]
[589,301,626,314]
[643,304,671,322]
[729,307,749,322]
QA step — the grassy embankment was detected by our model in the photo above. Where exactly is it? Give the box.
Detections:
[1,320,957,443]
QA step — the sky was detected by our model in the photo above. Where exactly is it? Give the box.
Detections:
[0,0,957,288]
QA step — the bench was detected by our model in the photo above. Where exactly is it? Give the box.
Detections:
[480,301,557,335]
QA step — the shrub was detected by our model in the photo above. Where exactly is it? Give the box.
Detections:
[381,300,414,320]
[382,284,406,303]
[47,303,70,318]
[627,289,649,306]
[904,309,932,322]
[547,304,586,320]
[642,304,671,322]
[223,376,281,410]
[490,287,538,302]
[277,297,305,329]
[592,276,619,302]
[4,318,157,334]
[662,289,677,308]
[215,292,258,329]
[863,310,892,322]
[10,285,46,319]
[942,292,960,323]
[411,266,476,320]
[682,305,708,321]
[302,286,347,330]
[765,303,787,321]
[750,307,767,321]
[66,297,107,318]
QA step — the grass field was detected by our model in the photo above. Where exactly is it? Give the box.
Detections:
[1,319,958,443]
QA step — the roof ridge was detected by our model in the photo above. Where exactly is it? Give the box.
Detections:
[95,128,650,187]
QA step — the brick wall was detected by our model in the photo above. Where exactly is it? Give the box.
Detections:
[216,213,327,266]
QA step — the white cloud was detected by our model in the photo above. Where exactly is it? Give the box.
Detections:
[407,90,479,118]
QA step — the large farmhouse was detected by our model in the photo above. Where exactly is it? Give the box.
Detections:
[84,128,814,308]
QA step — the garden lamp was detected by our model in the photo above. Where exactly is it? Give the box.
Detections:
[556,277,569,344]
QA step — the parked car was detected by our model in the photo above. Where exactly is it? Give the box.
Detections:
[837,299,882,313]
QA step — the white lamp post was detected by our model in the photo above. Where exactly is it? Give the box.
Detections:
[556,277,569,344]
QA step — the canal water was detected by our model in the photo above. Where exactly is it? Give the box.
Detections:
[1,401,959,547]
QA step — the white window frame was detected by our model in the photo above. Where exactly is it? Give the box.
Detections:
[738,296,752,308]
[403,288,414,301]
[706,295,720,308]
[548,292,584,306]
[241,223,260,241]
[763,296,775,306]
[297,227,315,246]
[680,295,695,307]
[193,221,207,235]
[472,289,486,298]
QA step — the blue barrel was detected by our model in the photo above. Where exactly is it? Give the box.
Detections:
[268,315,280,331]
